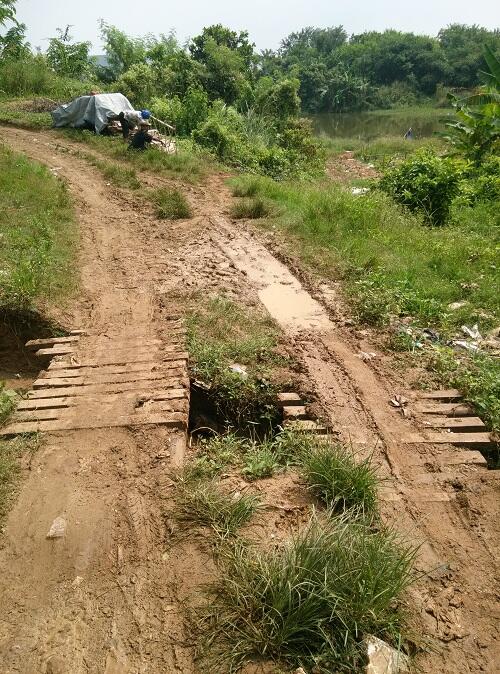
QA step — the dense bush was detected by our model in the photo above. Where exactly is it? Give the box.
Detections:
[379,150,462,225]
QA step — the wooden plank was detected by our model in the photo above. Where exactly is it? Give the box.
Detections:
[27,378,188,399]
[277,392,302,407]
[41,360,186,379]
[404,432,492,446]
[283,405,307,420]
[419,389,462,400]
[0,411,188,436]
[284,420,328,434]
[438,450,488,467]
[14,408,62,421]
[423,416,485,430]
[135,400,189,414]
[33,368,185,388]
[26,336,80,350]
[17,397,75,410]
[417,402,474,416]
[47,351,188,371]
[36,346,74,357]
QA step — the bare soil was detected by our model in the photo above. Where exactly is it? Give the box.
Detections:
[0,126,498,674]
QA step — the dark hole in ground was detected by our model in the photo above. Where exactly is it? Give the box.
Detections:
[188,381,281,441]
[0,308,68,391]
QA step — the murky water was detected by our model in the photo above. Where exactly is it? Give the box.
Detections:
[311,109,452,140]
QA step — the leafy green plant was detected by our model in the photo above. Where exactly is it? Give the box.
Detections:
[242,442,281,480]
[0,382,16,424]
[175,478,262,541]
[149,187,192,219]
[300,441,379,516]
[379,150,462,225]
[201,513,416,672]
[186,433,249,480]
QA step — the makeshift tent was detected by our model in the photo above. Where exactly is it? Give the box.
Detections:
[51,93,134,134]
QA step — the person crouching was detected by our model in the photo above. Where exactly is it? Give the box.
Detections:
[116,109,151,139]
[129,120,154,151]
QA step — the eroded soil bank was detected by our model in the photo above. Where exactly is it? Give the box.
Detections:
[0,126,498,674]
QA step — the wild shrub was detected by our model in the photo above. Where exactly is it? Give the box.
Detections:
[201,513,416,671]
[150,187,192,219]
[241,441,281,480]
[379,150,462,225]
[300,441,379,516]
[0,383,15,425]
[230,197,272,219]
[175,478,262,541]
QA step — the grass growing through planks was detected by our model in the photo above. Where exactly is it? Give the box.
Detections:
[201,512,416,672]
[175,476,262,542]
[187,294,286,431]
[0,145,77,310]
[300,441,379,516]
[149,187,192,219]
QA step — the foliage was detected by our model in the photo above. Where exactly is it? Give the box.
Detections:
[175,476,262,541]
[114,62,157,106]
[46,27,93,79]
[201,512,416,672]
[0,21,30,59]
[0,382,15,425]
[0,54,92,98]
[149,187,192,219]
[230,197,273,219]
[300,442,379,516]
[0,146,77,310]
[438,24,500,88]
[0,0,15,26]
[379,150,462,225]
[151,87,209,135]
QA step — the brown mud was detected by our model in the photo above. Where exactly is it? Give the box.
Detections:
[0,126,498,674]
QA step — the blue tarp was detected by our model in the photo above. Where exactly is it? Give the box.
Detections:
[51,93,134,134]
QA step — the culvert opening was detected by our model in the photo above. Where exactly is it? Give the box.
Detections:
[188,380,282,442]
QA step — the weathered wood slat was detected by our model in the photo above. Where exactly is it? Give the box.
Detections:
[26,336,80,350]
[33,368,185,389]
[284,420,328,434]
[438,450,488,467]
[47,351,188,371]
[17,397,75,410]
[283,405,308,420]
[27,378,188,399]
[417,402,474,416]
[14,408,62,421]
[404,432,492,446]
[36,346,74,357]
[0,411,187,436]
[41,360,186,380]
[423,416,485,430]
[277,392,302,407]
[419,389,462,400]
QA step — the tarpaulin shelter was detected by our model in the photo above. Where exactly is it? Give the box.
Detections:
[51,93,134,134]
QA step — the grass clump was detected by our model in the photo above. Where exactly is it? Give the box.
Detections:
[187,295,284,431]
[176,477,262,541]
[0,383,16,425]
[186,433,248,480]
[231,197,273,220]
[300,442,379,516]
[242,441,281,480]
[0,145,77,310]
[150,187,192,219]
[201,513,415,672]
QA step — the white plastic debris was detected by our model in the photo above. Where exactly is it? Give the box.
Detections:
[448,301,467,310]
[351,187,370,195]
[461,324,482,340]
[453,340,480,352]
[364,635,409,673]
[357,351,377,362]
[228,363,248,378]
[46,516,67,539]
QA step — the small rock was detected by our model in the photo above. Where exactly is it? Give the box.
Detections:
[364,635,409,673]
[46,516,66,539]
[448,301,467,311]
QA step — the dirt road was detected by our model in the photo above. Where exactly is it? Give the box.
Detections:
[0,127,498,674]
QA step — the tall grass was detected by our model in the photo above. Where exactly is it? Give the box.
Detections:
[0,146,77,310]
[201,513,416,672]
[229,176,499,331]
[149,187,192,219]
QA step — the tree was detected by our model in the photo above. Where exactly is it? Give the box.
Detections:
[47,26,92,79]
[439,24,500,88]
[0,21,29,59]
[99,21,148,79]
[189,24,256,71]
[0,0,15,26]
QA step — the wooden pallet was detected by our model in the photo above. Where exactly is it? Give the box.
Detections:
[1,324,189,436]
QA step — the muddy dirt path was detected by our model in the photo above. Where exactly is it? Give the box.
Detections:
[1,127,499,674]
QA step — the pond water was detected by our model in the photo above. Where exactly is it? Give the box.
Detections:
[311,109,453,140]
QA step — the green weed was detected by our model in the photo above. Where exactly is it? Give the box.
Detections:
[186,433,248,480]
[150,187,192,219]
[230,197,273,220]
[0,383,16,425]
[175,477,262,541]
[201,512,416,672]
[300,442,379,516]
[241,441,281,480]
[0,146,77,310]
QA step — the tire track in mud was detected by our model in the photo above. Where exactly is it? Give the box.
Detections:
[0,127,498,674]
